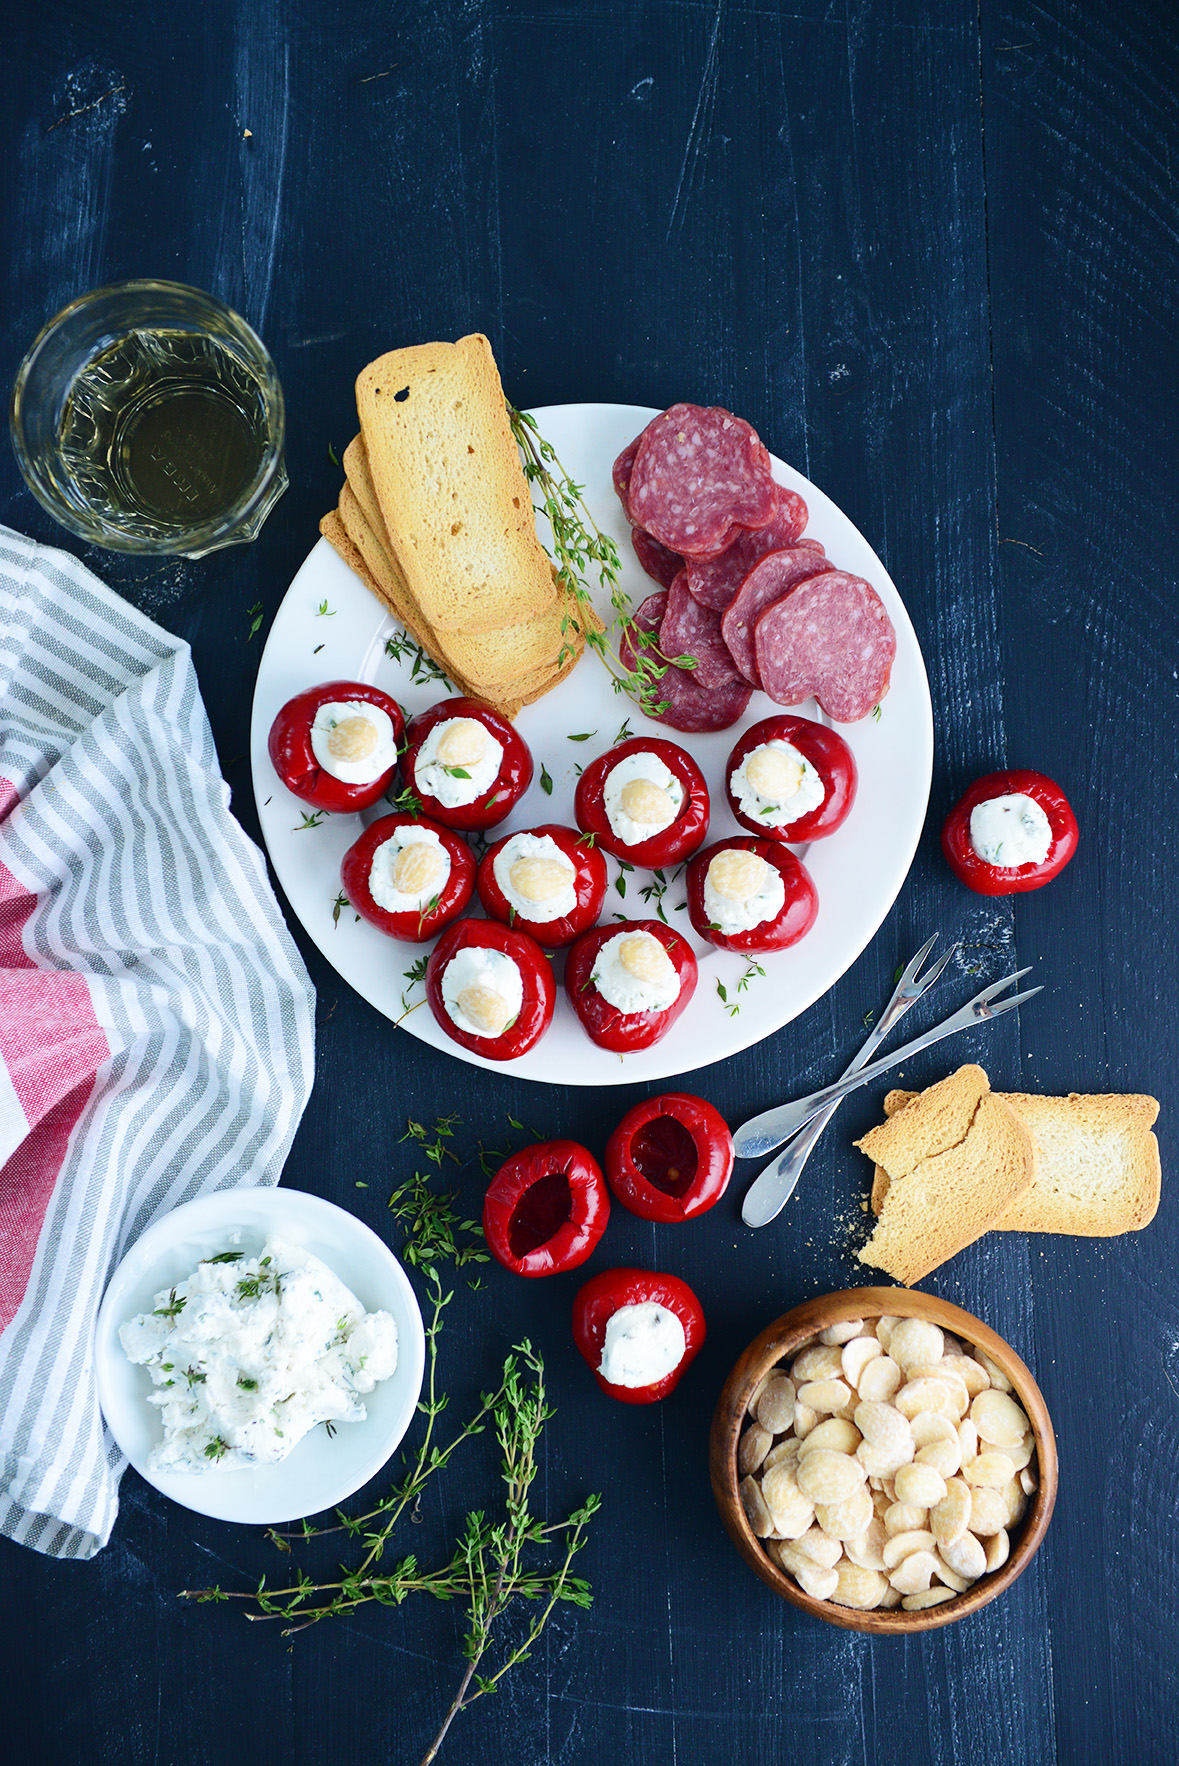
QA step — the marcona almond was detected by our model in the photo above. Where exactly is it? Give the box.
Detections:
[791,1527,843,1570]
[856,1355,903,1404]
[509,855,571,903]
[814,1486,874,1540]
[326,715,379,761]
[963,1451,1016,1489]
[915,1436,961,1480]
[843,1518,888,1573]
[984,1529,1010,1573]
[910,1411,957,1449]
[854,1400,913,1455]
[391,842,447,895]
[740,1475,772,1536]
[830,1564,888,1610]
[888,1318,944,1371]
[738,1424,772,1476]
[930,1478,972,1549]
[842,1336,884,1388]
[745,746,805,802]
[753,1374,796,1434]
[619,777,675,825]
[797,1449,865,1505]
[798,1417,860,1458]
[619,933,676,985]
[902,1587,956,1611]
[939,1530,987,1581]
[795,1378,854,1416]
[436,718,488,766]
[456,984,513,1034]
[971,1389,1029,1448]
[884,1501,929,1537]
[763,1437,800,1471]
[882,1530,937,1571]
[894,1462,948,1509]
[819,1317,865,1346]
[889,1550,938,1595]
[792,1345,845,1383]
[795,1562,840,1601]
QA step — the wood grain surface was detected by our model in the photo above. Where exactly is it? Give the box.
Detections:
[1,1,1176,1761]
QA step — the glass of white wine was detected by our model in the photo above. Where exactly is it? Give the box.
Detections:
[10,280,287,557]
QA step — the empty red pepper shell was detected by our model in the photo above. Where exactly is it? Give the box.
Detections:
[605,1092,734,1224]
[572,1267,706,1404]
[483,1139,610,1278]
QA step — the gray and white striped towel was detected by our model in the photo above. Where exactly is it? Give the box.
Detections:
[0,525,315,1559]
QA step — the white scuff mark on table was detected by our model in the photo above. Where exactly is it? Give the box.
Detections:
[665,0,725,242]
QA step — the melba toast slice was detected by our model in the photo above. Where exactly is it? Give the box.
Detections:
[872,1085,1160,1235]
[855,1067,1036,1285]
[356,334,557,634]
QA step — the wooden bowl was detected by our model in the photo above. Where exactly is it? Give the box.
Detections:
[709,1288,1057,1632]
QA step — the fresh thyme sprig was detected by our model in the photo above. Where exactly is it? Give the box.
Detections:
[180,1114,599,1766]
[508,405,683,715]
[716,957,768,1016]
[386,630,453,689]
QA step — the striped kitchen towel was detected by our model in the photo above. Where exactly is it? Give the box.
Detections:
[0,526,315,1559]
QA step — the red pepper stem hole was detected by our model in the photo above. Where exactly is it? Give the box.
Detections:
[508,1170,573,1258]
[630,1116,698,1198]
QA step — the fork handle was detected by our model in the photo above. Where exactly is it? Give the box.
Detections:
[732,1001,982,1158]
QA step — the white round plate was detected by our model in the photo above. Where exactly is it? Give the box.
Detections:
[95,1189,426,1524]
[250,404,932,1086]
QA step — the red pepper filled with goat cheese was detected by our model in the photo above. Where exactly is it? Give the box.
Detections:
[573,736,709,867]
[686,838,818,954]
[941,769,1078,896]
[564,919,697,1052]
[340,812,475,942]
[476,824,608,948]
[572,1268,706,1404]
[425,919,555,1060]
[724,715,857,843]
[401,697,533,831]
[268,680,405,813]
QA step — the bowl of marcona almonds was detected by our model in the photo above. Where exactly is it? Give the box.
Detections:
[709,1289,1057,1632]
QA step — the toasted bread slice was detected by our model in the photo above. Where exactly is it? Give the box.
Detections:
[355,335,556,634]
[855,1067,1036,1286]
[872,1085,1160,1235]
[338,484,584,697]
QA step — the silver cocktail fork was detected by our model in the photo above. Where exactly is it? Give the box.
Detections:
[734,965,1043,1165]
[741,935,957,1227]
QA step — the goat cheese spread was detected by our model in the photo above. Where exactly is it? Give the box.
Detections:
[590,930,681,1015]
[415,717,503,807]
[369,823,451,913]
[599,1302,686,1388]
[120,1237,398,1473]
[493,833,577,922]
[969,794,1053,868]
[730,740,825,829]
[310,701,398,785]
[602,751,684,846]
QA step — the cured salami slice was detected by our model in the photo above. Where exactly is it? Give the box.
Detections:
[620,593,751,733]
[628,404,779,558]
[612,438,640,519]
[647,663,753,734]
[632,526,684,589]
[660,571,745,690]
[721,547,835,687]
[755,572,897,723]
[684,494,813,611]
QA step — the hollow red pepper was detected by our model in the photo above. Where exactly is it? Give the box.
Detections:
[605,1093,733,1223]
[340,812,475,943]
[564,919,698,1053]
[483,1140,610,1278]
[685,837,818,953]
[724,714,857,842]
[476,823,608,948]
[425,918,555,1062]
[572,1267,706,1404]
[573,736,710,866]
[941,768,1079,897]
[268,680,405,813]
[401,696,533,831]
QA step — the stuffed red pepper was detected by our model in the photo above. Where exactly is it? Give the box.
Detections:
[425,919,555,1060]
[573,736,709,866]
[340,812,474,942]
[686,838,818,953]
[268,680,404,813]
[476,824,608,948]
[565,919,697,1053]
[605,1093,733,1223]
[725,715,856,843]
[483,1140,610,1278]
[941,768,1079,896]
[402,697,532,831]
[572,1267,706,1404]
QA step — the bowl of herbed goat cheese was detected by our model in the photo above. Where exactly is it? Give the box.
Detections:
[95,1190,426,1523]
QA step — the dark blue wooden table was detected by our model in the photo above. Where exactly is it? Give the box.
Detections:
[2,3,1176,1761]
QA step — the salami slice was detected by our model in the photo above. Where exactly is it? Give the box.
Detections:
[619,592,751,732]
[684,493,813,611]
[628,404,779,558]
[721,547,835,687]
[660,570,745,690]
[647,663,753,734]
[632,526,684,589]
[755,572,897,723]
[612,438,640,520]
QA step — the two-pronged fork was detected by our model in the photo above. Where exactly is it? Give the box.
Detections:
[733,966,1043,1164]
[740,934,958,1227]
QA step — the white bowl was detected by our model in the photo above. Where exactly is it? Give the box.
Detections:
[95,1189,425,1524]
